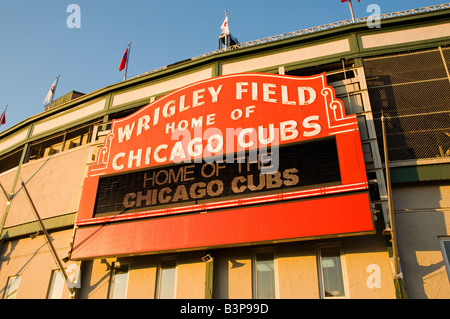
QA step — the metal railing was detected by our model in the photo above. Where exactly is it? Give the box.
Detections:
[132,3,450,79]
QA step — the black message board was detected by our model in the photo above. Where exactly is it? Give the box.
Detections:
[93,137,341,217]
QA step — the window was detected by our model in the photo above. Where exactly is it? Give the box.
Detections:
[156,259,177,299]
[4,275,21,299]
[318,245,346,298]
[253,250,277,299]
[439,237,450,282]
[25,122,97,163]
[47,270,65,299]
[0,147,24,175]
[62,125,93,151]
[108,263,129,299]
[26,133,65,161]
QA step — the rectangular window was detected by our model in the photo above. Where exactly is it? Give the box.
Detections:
[25,122,97,163]
[439,237,450,282]
[4,275,21,299]
[108,263,129,299]
[318,245,346,298]
[47,270,65,299]
[156,259,177,299]
[253,250,276,299]
[26,134,65,162]
[0,147,24,175]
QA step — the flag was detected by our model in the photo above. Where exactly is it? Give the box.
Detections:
[0,105,6,126]
[119,47,128,72]
[341,0,360,2]
[220,13,229,35]
[44,77,59,104]
[0,111,5,126]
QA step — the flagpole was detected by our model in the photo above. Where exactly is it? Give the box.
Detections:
[123,42,131,81]
[49,75,60,109]
[348,0,356,22]
[381,112,401,283]
[224,11,228,50]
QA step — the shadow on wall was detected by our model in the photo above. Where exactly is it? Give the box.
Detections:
[393,182,449,299]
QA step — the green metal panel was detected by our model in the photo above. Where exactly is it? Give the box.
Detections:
[0,212,76,240]
[204,258,213,299]
[391,164,450,184]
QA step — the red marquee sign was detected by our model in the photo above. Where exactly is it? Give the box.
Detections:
[71,73,373,259]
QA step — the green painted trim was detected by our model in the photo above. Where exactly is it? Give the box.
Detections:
[108,96,151,114]
[0,127,32,158]
[25,117,103,146]
[204,258,213,299]
[109,66,214,111]
[222,33,355,70]
[356,19,450,59]
[212,62,220,77]
[0,212,76,240]
[391,163,450,184]
[395,278,408,299]
[104,94,113,111]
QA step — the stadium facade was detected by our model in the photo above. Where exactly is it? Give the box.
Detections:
[1,4,450,299]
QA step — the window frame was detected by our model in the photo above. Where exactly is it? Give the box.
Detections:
[439,237,450,283]
[108,262,130,299]
[46,269,65,299]
[155,257,178,299]
[24,121,98,163]
[252,247,279,299]
[316,243,348,299]
[3,275,21,299]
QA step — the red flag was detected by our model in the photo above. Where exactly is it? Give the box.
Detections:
[341,0,360,2]
[0,111,5,125]
[119,48,128,72]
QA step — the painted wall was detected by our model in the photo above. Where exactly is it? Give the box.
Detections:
[78,251,209,299]
[394,183,450,298]
[0,229,75,299]
[3,145,91,227]
[212,237,395,299]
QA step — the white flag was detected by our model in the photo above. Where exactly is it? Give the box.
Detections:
[44,77,58,104]
[220,14,229,35]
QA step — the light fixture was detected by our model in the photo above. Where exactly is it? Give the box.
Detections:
[202,254,213,263]
[30,231,40,239]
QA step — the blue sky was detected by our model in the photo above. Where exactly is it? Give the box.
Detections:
[0,0,446,130]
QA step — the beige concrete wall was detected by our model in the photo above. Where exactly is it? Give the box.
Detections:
[0,167,18,228]
[125,255,157,299]
[0,229,75,299]
[277,242,319,298]
[213,237,396,299]
[393,183,450,299]
[78,257,116,299]
[343,235,396,298]
[4,145,91,227]
[213,247,253,299]
[1,234,395,299]
[175,251,208,298]
[79,251,209,299]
